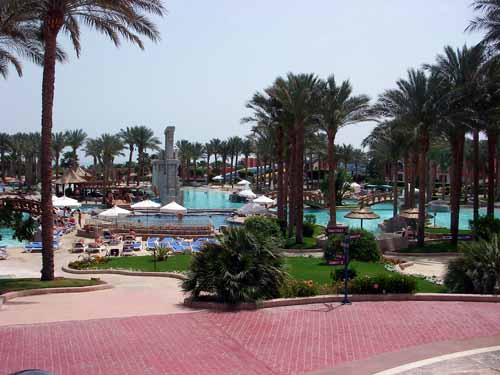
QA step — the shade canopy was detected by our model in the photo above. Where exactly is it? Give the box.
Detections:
[55,168,87,185]
[350,182,361,193]
[212,175,224,181]
[426,200,450,213]
[344,207,380,220]
[399,208,433,220]
[130,199,161,210]
[52,195,81,209]
[160,201,187,214]
[237,202,268,216]
[237,179,251,186]
[238,189,257,199]
[253,195,275,204]
[98,205,131,218]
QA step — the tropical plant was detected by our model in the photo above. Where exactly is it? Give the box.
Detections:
[51,131,66,180]
[182,227,286,304]
[64,129,87,168]
[83,138,101,176]
[119,126,139,185]
[243,216,284,248]
[0,132,11,181]
[134,125,160,185]
[468,0,500,50]
[320,169,352,206]
[208,138,222,172]
[96,134,124,201]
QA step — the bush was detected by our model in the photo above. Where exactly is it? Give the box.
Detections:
[243,216,284,247]
[154,246,169,261]
[304,214,317,225]
[68,255,108,270]
[182,227,286,304]
[302,222,315,238]
[331,266,357,282]
[444,235,500,294]
[279,279,318,298]
[324,228,381,262]
[349,273,417,294]
[469,216,500,241]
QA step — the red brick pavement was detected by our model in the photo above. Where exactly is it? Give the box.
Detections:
[1,301,500,375]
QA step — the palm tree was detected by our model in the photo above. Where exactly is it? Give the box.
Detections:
[269,73,320,244]
[96,134,124,201]
[12,0,164,281]
[191,142,204,179]
[219,141,230,184]
[51,132,66,181]
[317,75,370,227]
[176,140,192,182]
[134,126,160,186]
[227,136,243,186]
[468,0,500,50]
[64,129,87,168]
[0,133,11,181]
[209,138,222,172]
[204,142,213,177]
[240,137,254,179]
[119,126,139,186]
[375,69,440,247]
[84,138,101,177]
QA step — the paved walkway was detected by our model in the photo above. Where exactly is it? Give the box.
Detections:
[1,301,500,375]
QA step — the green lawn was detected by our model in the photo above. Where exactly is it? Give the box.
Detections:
[80,254,445,293]
[285,225,324,249]
[399,242,458,253]
[0,278,101,294]
[425,227,472,235]
[90,254,192,272]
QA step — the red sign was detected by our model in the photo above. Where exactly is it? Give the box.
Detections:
[349,233,361,239]
[327,226,347,234]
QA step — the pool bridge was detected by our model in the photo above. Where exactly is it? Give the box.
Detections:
[0,197,46,215]
[266,191,394,208]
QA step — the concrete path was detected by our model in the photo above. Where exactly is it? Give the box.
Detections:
[1,301,500,375]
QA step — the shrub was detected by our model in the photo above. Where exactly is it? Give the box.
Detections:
[304,214,317,225]
[243,216,284,247]
[324,228,381,262]
[349,273,417,294]
[331,266,357,282]
[302,222,315,238]
[279,279,318,298]
[154,246,169,261]
[469,216,500,241]
[68,255,108,270]
[444,235,500,294]
[182,227,286,304]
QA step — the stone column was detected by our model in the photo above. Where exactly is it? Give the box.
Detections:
[165,126,175,160]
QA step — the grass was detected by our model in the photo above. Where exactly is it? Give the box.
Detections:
[398,242,458,254]
[79,254,445,293]
[90,254,192,272]
[425,227,472,235]
[0,278,101,294]
[285,225,324,249]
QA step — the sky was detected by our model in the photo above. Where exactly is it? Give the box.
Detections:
[1,0,482,163]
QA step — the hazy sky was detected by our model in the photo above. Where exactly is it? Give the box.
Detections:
[1,0,482,162]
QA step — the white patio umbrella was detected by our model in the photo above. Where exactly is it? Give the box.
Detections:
[212,175,223,181]
[237,179,251,186]
[238,189,257,199]
[98,205,131,219]
[52,195,82,209]
[253,195,275,205]
[237,203,268,216]
[130,199,161,210]
[160,201,187,214]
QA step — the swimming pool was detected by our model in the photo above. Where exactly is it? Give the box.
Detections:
[0,227,26,248]
[182,187,244,209]
[120,214,229,228]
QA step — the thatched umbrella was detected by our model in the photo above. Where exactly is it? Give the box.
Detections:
[55,168,87,185]
[344,207,380,229]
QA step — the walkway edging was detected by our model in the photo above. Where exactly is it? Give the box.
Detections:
[62,266,187,280]
[385,251,460,257]
[0,282,113,307]
[184,293,500,310]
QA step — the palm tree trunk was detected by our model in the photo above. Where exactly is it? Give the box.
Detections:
[127,146,133,186]
[417,134,429,247]
[283,151,289,224]
[450,132,465,247]
[409,152,417,208]
[487,130,497,217]
[40,24,61,281]
[222,156,227,185]
[327,130,337,227]
[230,155,235,187]
[403,155,409,208]
[288,129,296,238]
[473,129,480,223]
[392,161,398,217]
[295,121,305,244]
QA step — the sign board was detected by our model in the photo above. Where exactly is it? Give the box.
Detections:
[349,233,362,240]
[328,226,347,234]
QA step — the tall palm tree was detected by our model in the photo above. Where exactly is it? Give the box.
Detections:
[240,137,254,179]
[209,138,222,172]
[191,142,204,179]
[64,129,87,168]
[204,141,213,177]
[337,144,355,173]
[269,73,320,244]
[468,0,500,50]
[317,75,370,227]
[375,69,440,247]
[119,126,139,186]
[134,126,160,186]
[176,140,192,182]
[51,131,66,181]
[219,141,230,184]
[0,133,11,181]
[96,134,124,201]
[84,138,101,177]
[12,0,165,280]
[227,136,243,186]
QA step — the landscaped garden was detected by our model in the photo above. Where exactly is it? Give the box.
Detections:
[0,278,101,294]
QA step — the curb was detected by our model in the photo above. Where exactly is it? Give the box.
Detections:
[62,266,187,280]
[386,251,460,257]
[184,293,500,311]
[0,282,113,307]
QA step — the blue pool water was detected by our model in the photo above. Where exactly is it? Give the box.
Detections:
[182,187,243,209]
[121,214,229,229]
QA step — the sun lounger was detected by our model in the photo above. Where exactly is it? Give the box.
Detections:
[160,237,175,246]
[132,241,142,251]
[121,247,134,256]
[86,243,105,254]
[71,242,86,253]
[147,237,159,250]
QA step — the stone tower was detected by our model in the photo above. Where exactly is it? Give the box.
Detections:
[152,126,182,205]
